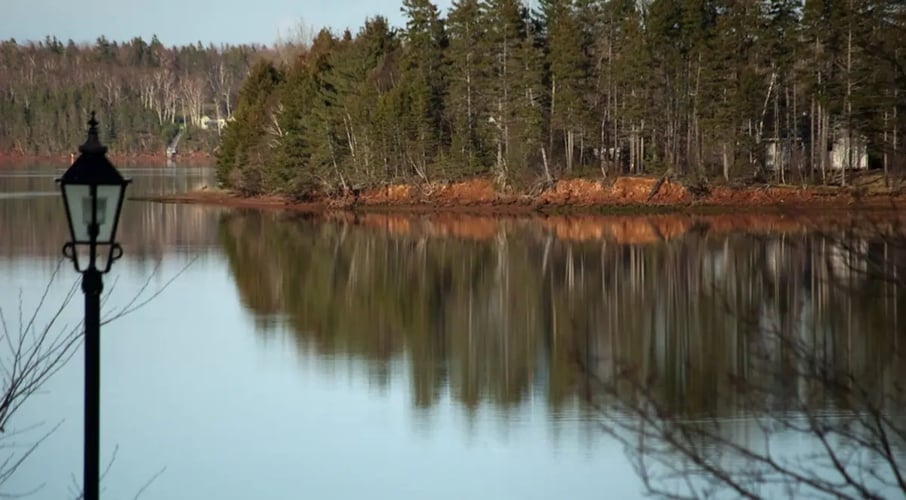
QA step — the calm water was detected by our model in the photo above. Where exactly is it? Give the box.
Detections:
[1,166,905,499]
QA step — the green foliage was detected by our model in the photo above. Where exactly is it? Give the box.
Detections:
[216,61,284,194]
[212,0,906,195]
[400,0,449,181]
[540,0,594,174]
[0,37,260,157]
[445,0,493,177]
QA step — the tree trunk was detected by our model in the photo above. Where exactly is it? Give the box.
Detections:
[639,135,645,174]
[466,55,474,168]
[810,97,816,181]
[600,118,608,177]
[722,142,730,182]
[884,110,889,185]
[843,23,853,187]
[565,129,574,174]
[629,127,635,174]
[550,76,556,168]
[541,146,553,182]
[775,86,784,184]
[818,102,828,184]
[894,89,899,177]
[792,84,802,184]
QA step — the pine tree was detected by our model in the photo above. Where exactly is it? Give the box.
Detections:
[759,0,804,181]
[513,9,547,183]
[602,0,651,175]
[478,0,546,185]
[318,18,400,189]
[445,0,492,177]
[540,0,592,175]
[204,0,906,194]
[270,44,325,197]
[216,60,283,195]
[645,0,688,171]
[288,29,345,193]
[400,0,448,181]
[696,1,765,181]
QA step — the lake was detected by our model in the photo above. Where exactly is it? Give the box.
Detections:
[1,166,905,499]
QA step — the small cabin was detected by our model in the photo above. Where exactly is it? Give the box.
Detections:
[763,126,869,171]
[830,133,868,170]
[764,139,793,171]
[200,116,228,132]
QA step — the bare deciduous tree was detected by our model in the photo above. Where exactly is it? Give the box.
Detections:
[0,258,192,496]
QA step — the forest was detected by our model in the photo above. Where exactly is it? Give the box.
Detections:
[0,35,267,156]
[217,0,906,196]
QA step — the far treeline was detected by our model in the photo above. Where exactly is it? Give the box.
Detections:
[0,35,268,156]
[218,0,906,197]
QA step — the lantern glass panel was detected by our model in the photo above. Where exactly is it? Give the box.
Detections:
[95,184,123,243]
[63,183,91,242]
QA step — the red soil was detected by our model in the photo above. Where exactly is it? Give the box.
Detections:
[142,176,906,244]
[153,175,906,213]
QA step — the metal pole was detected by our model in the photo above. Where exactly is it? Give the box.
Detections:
[82,268,102,500]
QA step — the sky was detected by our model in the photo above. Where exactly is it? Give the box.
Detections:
[3,0,456,47]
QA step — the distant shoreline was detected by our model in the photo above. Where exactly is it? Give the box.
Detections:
[0,151,213,168]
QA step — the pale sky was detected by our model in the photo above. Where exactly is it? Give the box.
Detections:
[3,0,456,47]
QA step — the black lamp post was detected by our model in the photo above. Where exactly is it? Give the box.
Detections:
[58,113,130,500]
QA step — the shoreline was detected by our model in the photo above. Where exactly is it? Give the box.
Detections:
[137,175,906,216]
[135,183,906,244]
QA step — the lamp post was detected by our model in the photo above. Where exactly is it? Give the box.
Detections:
[58,113,130,500]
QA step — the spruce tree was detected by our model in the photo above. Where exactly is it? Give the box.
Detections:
[478,0,546,185]
[445,0,492,177]
[602,0,651,175]
[539,0,592,175]
[318,18,400,188]
[216,60,283,195]
[400,0,448,182]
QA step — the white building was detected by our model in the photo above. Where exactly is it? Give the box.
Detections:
[764,126,869,172]
[200,115,228,132]
[764,139,793,171]
[830,132,868,170]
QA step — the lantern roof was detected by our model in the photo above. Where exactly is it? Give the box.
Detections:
[60,113,128,186]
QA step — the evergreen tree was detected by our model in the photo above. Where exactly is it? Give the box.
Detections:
[290,29,346,191]
[478,0,545,185]
[198,0,906,195]
[645,0,688,170]
[216,60,283,194]
[600,0,651,175]
[696,1,764,180]
[400,0,448,181]
[540,0,592,175]
[269,53,320,196]
[445,0,492,177]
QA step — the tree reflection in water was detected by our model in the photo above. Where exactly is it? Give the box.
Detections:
[219,211,905,424]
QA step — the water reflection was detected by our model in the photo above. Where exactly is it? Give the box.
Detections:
[4,166,906,498]
[220,211,906,419]
[0,167,219,259]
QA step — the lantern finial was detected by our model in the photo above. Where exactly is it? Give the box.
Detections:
[79,111,108,155]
